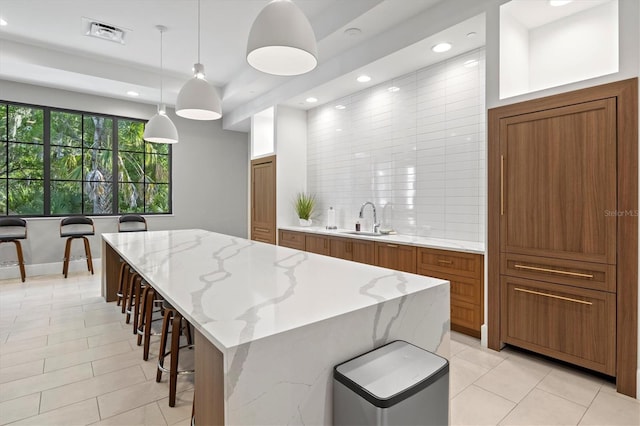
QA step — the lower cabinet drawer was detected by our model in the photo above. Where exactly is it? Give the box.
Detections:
[419,269,481,306]
[278,230,305,250]
[451,300,482,337]
[501,276,616,375]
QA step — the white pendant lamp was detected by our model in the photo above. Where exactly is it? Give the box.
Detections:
[175,0,222,120]
[247,0,318,76]
[144,25,179,144]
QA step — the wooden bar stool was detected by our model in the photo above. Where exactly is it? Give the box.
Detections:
[156,300,194,407]
[116,261,131,308]
[0,218,27,282]
[136,284,164,360]
[60,216,94,278]
[125,271,145,329]
[118,214,147,232]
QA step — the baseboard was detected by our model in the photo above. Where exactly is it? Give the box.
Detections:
[480,323,488,348]
[0,259,102,281]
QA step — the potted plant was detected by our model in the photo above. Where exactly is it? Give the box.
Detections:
[294,192,315,226]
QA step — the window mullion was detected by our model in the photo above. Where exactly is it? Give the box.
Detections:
[112,119,118,214]
[43,108,51,215]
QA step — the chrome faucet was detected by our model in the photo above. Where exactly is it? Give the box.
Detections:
[359,201,380,233]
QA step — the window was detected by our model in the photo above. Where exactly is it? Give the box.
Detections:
[0,102,171,216]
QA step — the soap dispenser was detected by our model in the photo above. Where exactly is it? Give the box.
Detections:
[326,207,337,230]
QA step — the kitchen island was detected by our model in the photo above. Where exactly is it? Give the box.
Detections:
[102,229,449,425]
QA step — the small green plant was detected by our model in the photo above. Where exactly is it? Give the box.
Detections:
[294,192,315,220]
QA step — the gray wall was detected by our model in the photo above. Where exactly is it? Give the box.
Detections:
[0,80,248,276]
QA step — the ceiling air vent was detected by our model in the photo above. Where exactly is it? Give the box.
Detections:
[82,17,128,44]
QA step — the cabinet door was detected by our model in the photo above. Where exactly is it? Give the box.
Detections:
[305,235,330,256]
[501,276,615,375]
[375,243,416,273]
[251,156,276,244]
[278,230,305,251]
[351,240,375,265]
[330,237,351,261]
[500,99,617,264]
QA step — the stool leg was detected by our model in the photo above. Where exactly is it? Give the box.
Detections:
[82,237,94,274]
[13,240,26,283]
[169,313,182,407]
[125,274,139,323]
[132,282,145,334]
[156,309,172,383]
[121,268,132,314]
[142,288,156,360]
[62,238,72,278]
[116,261,127,306]
[137,285,152,346]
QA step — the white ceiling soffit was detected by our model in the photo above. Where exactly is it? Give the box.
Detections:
[0,0,493,131]
[502,0,613,29]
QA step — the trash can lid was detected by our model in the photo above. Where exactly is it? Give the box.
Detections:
[334,340,448,409]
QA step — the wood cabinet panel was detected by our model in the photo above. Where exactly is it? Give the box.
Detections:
[330,237,375,265]
[501,276,616,375]
[375,242,416,274]
[278,230,305,251]
[451,300,482,338]
[418,248,483,279]
[305,235,330,256]
[501,253,616,293]
[251,156,276,245]
[500,99,617,265]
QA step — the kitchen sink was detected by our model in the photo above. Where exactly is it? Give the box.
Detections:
[340,231,384,237]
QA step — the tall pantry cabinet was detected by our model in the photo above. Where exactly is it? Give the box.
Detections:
[488,79,638,397]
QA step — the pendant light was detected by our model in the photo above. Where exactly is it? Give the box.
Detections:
[175,0,222,120]
[144,25,179,144]
[247,0,318,76]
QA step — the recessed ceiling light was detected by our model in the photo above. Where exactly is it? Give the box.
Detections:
[549,0,572,6]
[306,97,318,103]
[388,86,400,92]
[344,27,361,36]
[336,128,342,132]
[432,42,452,53]
[126,90,139,97]
[357,75,371,83]
[466,31,477,38]
[463,60,478,68]
[0,18,7,26]
[335,104,346,110]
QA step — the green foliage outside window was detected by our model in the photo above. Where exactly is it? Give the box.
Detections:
[0,102,171,216]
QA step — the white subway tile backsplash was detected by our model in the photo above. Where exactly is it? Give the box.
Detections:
[307,48,486,243]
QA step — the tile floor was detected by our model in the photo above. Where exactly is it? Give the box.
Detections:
[0,269,639,425]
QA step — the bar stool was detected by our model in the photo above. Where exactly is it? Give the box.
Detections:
[60,216,94,278]
[136,284,166,360]
[157,300,194,407]
[118,214,147,232]
[0,218,27,282]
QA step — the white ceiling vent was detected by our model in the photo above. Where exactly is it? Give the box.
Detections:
[82,17,129,44]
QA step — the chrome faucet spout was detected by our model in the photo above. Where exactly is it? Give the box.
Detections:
[359,201,379,233]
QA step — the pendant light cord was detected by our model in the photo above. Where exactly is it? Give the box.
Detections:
[197,0,201,63]
[159,28,164,106]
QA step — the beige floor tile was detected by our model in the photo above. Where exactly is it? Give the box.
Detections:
[537,367,603,407]
[579,390,640,425]
[454,345,507,371]
[93,401,167,426]
[0,359,43,384]
[0,335,47,356]
[87,328,135,348]
[97,380,180,419]
[10,398,100,426]
[82,302,113,313]
[450,355,490,398]
[0,337,88,369]
[0,318,51,336]
[91,350,150,377]
[84,311,126,328]
[44,340,133,372]
[474,357,551,403]
[500,388,586,425]
[5,320,86,343]
[451,384,515,426]
[450,339,469,357]
[40,365,146,413]
[0,363,93,402]
[0,392,40,425]
[47,322,125,346]
[157,389,194,425]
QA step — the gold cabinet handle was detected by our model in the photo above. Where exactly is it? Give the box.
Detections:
[514,264,594,279]
[514,287,592,305]
[386,244,399,248]
[255,227,270,233]
[437,259,452,264]
[500,155,504,216]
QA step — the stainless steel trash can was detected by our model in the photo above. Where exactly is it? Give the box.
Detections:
[333,340,449,426]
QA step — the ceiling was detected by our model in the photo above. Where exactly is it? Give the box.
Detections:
[0,0,495,131]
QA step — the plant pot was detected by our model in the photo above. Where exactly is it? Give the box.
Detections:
[299,218,312,227]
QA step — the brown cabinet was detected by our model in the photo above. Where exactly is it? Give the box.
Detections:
[278,230,305,251]
[251,156,276,244]
[305,234,330,256]
[330,237,375,265]
[418,248,484,337]
[375,242,416,274]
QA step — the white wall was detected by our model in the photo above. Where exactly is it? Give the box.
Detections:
[275,106,308,228]
[0,80,249,278]
[499,8,530,99]
[251,107,275,158]
[307,49,486,242]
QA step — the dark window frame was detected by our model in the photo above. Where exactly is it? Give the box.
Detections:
[0,100,172,217]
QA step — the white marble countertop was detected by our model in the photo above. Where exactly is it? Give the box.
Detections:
[279,225,486,254]
[102,229,448,353]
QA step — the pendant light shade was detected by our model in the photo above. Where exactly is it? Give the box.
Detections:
[144,25,178,144]
[247,0,318,76]
[144,107,179,144]
[175,0,222,120]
